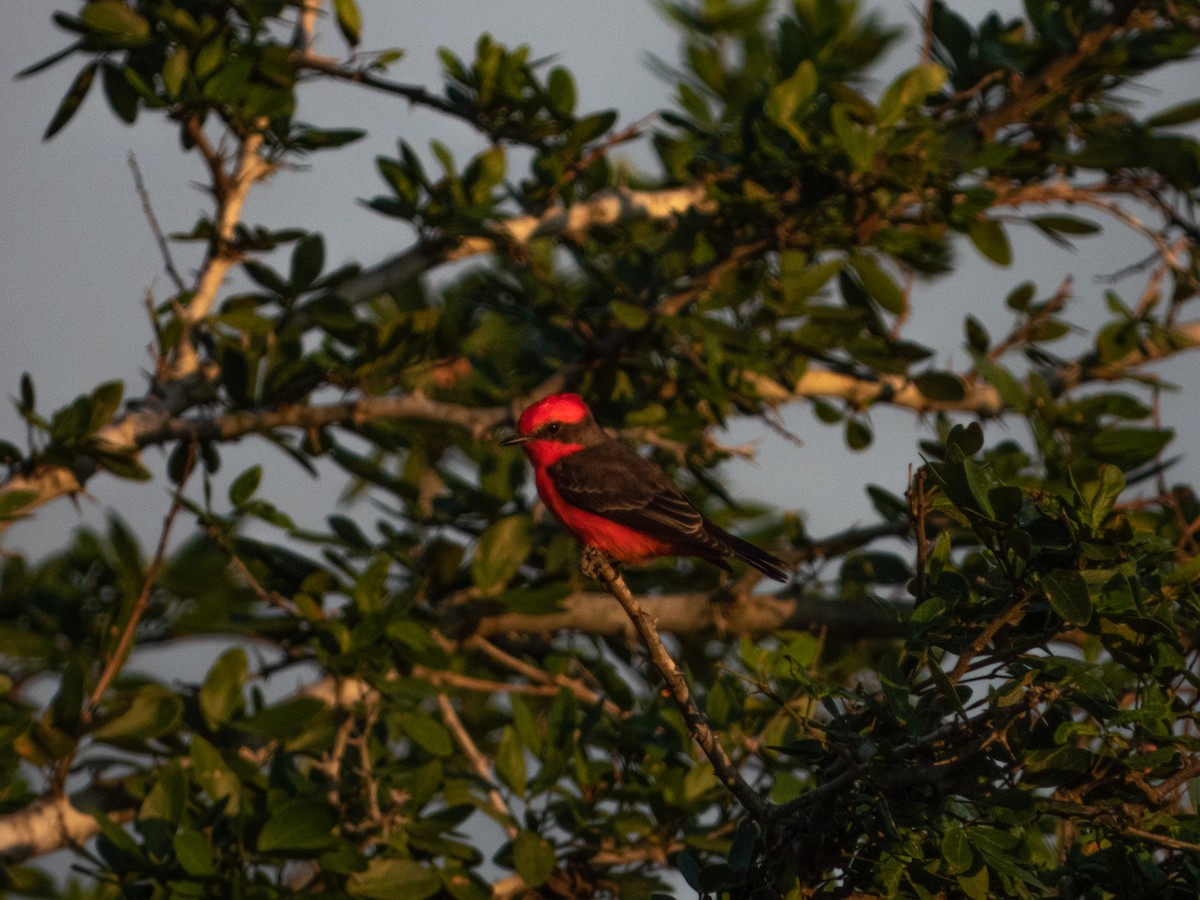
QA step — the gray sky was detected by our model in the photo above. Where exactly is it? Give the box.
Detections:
[1,0,1197,558]
[2,1,1197,890]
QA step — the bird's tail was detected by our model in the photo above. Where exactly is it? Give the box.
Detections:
[709,523,790,582]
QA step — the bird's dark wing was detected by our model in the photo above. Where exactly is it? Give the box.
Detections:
[549,440,790,582]
[548,442,729,557]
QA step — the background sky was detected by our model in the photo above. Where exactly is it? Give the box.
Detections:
[2,0,1198,578]
[2,0,1198,889]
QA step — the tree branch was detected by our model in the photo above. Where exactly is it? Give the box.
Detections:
[477,591,903,641]
[975,9,1155,139]
[436,694,518,838]
[7,305,1200,538]
[169,123,274,379]
[0,790,134,863]
[581,548,769,823]
[338,184,715,304]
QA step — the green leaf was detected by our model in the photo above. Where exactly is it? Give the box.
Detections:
[1006,282,1036,311]
[968,218,1012,266]
[333,0,362,46]
[17,41,84,80]
[352,554,389,610]
[173,831,216,876]
[1147,98,1200,128]
[291,234,325,291]
[780,255,842,302]
[547,66,576,115]
[199,647,246,729]
[1041,569,1092,625]
[94,685,183,743]
[258,798,338,853]
[243,260,290,295]
[1088,464,1125,530]
[974,356,1026,411]
[89,380,124,432]
[913,371,965,402]
[94,450,153,481]
[878,62,946,126]
[472,515,532,592]
[610,301,650,329]
[1090,427,1173,471]
[941,826,973,874]
[512,831,555,888]
[349,858,441,900]
[957,865,990,900]
[495,725,526,799]
[162,48,189,100]
[965,315,990,352]
[101,62,138,122]
[190,735,242,810]
[397,710,454,757]
[766,60,817,140]
[0,490,38,519]
[845,418,872,450]
[79,1,150,44]
[962,458,994,518]
[236,696,328,741]
[683,760,719,801]
[849,255,905,314]
[228,465,262,507]
[1030,215,1101,236]
[831,104,874,171]
[19,371,35,412]
[44,62,97,140]
[677,850,702,890]
[570,110,617,144]
[51,657,85,734]
[140,762,186,825]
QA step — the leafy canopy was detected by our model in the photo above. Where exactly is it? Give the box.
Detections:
[2,0,1200,898]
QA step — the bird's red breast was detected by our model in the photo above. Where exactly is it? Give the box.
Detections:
[534,466,676,563]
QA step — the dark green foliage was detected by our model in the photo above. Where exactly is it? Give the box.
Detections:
[4,0,1200,897]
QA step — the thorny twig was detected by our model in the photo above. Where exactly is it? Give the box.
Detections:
[127,152,185,293]
[437,694,518,838]
[581,546,769,823]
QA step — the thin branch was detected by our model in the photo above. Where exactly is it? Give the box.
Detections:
[0,791,135,863]
[84,485,188,720]
[292,0,320,52]
[6,306,1200,541]
[980,276,1073,367]
[1118,825,1200,855]
[415,665,578,701]
[127,152,185,293]
[456,634,628,720]
[920,0,935,64]
[208,528,303,617]
[436,694,518,838]
[294,52,546,148]
[947,596,1029,685]
[581,547,769,823]
[338,184,716,304]
[908,466,928,606]
[477,590,904,641]
[975,10,1154,139]
[169,120,274,379]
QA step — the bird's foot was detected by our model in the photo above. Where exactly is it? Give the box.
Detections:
[580,545,615,581]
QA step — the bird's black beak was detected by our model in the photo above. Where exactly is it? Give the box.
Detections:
[500,434,528,446]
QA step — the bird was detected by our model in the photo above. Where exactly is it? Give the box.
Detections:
[501,393,789,582]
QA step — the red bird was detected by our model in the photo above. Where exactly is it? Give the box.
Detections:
[502,393,789,582]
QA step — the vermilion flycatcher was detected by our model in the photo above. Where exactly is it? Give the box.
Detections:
[502,393,789,581]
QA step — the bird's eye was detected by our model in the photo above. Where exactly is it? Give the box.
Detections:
[545,422,561,436]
